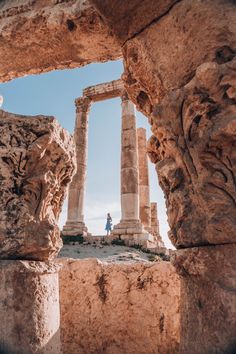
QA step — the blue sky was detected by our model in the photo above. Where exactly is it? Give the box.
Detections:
[0,60,173,249]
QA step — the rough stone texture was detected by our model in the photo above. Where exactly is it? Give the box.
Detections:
[137,128,151,230]
[62,97,90,237]
[0,0,121,82]
[172,244,236,354]
[0,260,61,354]
[58,258,180,354]
[83,79,123,102]
[122,0,236,111]
[90,0,180,44]
[147,59,236,248]
[119,92,139,221]
[0,110,76,260]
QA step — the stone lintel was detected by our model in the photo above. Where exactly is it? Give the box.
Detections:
[0,1,121,83]
[83,79,123,102]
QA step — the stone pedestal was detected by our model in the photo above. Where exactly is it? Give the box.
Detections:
[172,244,236,354]
[62,97,91,237]
[112,92,149,243]
[137,128,151,232]
[0,261,61,354]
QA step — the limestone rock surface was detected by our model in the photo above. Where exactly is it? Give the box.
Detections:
[172,244,236,354]
[122,0,236,111]
[0,260,61,354]
[148,59,236,248]
[0,110,76,260]
[0,0,121,82]
[58,258,180,354]
[90,0,180,44]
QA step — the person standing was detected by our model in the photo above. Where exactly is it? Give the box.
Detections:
[105,213,112,236]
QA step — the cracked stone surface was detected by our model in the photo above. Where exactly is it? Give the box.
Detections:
[0,260,61,354]
[172,243,236,354]
[0,110,76,260]
[0,0,121,82]
[122,0,236,111]
[147,59,236,248]
[58,258,180,354]
[90,0,180,44]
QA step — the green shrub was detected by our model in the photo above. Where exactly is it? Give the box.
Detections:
[111,238,125,246]
[61,235,84,245]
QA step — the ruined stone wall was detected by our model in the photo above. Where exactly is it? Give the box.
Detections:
[58,258,180,354]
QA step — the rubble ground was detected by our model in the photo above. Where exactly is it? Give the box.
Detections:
[58,243,167,263]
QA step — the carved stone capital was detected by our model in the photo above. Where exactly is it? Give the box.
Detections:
[75,96,92,113]
[0,111,76,261]
[150,58,236,248]
[120,90,129,102]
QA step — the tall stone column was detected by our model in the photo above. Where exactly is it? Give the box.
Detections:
[120,91,139,222]
[62,97,91,237]
[150,203,164,247]
[137,127,151,231]
[113,92,150,241]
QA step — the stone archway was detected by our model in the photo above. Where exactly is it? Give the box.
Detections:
[0,1,236,353]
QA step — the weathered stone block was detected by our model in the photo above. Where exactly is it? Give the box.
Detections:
[58,258,180,354]
[121,148,138,169]
[123,0,236,113]
[172,244,236,354]
[121,168,139,194]
[148,59,236,248]
[122,129,136,148]
[0,260,61,354]
[0,110,76,260]
[0,0,121,82]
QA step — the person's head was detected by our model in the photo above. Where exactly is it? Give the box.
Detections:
[107,213,110,217]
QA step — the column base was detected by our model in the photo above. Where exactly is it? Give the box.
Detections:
[111,220,155,247]
[62,221,90,237]
[112,219,145,235]
[153,234,165,248]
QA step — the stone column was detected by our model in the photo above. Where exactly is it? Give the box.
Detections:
[0,110,76,353]
[62,96,91,237]
[137,127,151,231]
[113,92,150,241]
[150,203,164,247]
[0,261,61,354]
[120,91,139,222]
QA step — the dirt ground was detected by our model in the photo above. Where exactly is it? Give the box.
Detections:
[58,244,161,263]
